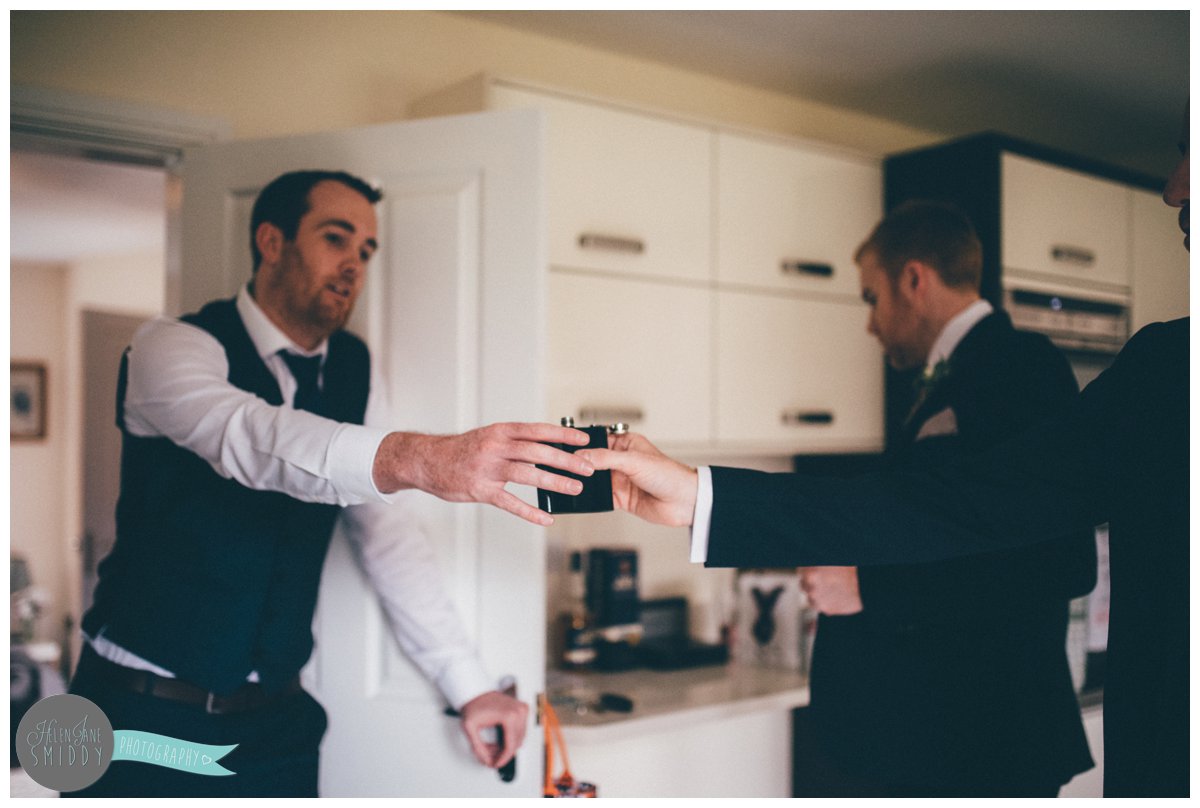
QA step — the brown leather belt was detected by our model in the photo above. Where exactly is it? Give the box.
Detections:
[86,650,301,715]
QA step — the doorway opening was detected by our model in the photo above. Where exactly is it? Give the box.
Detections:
[10,86,223,688]
[10,147,169,680]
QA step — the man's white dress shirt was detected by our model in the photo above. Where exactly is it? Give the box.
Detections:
[689,299,993,563]
[89,286,493,709]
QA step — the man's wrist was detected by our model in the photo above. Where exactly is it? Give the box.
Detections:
[373,431,428,494]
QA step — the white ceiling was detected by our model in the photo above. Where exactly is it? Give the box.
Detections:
[10,10,1187,265]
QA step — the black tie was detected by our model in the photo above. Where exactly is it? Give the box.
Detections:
[279,351,324,414]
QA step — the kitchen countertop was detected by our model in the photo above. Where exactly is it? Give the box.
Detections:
[546,663,809,745]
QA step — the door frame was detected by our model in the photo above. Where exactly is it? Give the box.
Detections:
[80,310,148,615]
[11,84,229,163]
[12,84,230,316]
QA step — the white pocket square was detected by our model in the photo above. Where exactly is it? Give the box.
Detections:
[916,406,958,440]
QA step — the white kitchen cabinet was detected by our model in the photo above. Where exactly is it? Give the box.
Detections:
[1130,187,1190,330]
[716,131,881,299]
[1001,153,1132,292]
[550,664,807,798]
[414,75,885,455]
[489,84,713,283]
[415,78,712,284]
[716,291,883,453]
[547,271,712,445]
[566,706,794,797]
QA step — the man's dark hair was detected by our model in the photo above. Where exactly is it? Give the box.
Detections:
[250,170,383,271]
[855,199,983,291]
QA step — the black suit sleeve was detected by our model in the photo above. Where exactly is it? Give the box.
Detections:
[705,336,1131,569]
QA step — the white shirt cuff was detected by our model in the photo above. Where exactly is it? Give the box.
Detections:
[327,424,403,504]
[690,466,713,564]
[439,659,500,712]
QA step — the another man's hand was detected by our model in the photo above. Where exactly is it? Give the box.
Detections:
[799,566,863,615]
[372,423,594,526]
[577,432,698,527]
[459,690,529,769]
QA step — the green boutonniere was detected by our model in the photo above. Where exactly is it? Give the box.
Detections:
[914,359,951,393]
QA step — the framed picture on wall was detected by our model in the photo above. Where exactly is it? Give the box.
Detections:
[11,362,47,441]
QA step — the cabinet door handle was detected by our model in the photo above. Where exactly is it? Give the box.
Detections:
[577,406,644,425]
[1050,245,1096,267]
[579,233,645,254]
[781,260,834,278]
[781,409,834,426]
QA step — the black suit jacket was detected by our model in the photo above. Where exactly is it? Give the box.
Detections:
[706,318,1189,797]
[807,311,1095,790]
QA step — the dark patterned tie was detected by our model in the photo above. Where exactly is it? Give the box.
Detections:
[279,351,324,414]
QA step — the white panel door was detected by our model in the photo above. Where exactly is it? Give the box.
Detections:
[179,109,546,796]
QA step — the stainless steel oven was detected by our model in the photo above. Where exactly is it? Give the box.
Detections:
[1004,287,1128,383]
[1004,285,1129,690]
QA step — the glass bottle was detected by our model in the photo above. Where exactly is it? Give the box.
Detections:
[561,551,596,669]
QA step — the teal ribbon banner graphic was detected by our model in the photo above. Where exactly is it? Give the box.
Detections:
[112,730,237,776]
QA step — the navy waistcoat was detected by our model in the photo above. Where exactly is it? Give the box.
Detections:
[82,298,371,695]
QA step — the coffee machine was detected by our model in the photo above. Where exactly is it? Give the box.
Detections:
[585,548,642,670]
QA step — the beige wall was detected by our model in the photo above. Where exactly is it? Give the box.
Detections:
[11,263,71,647]
[11,10,939,158]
